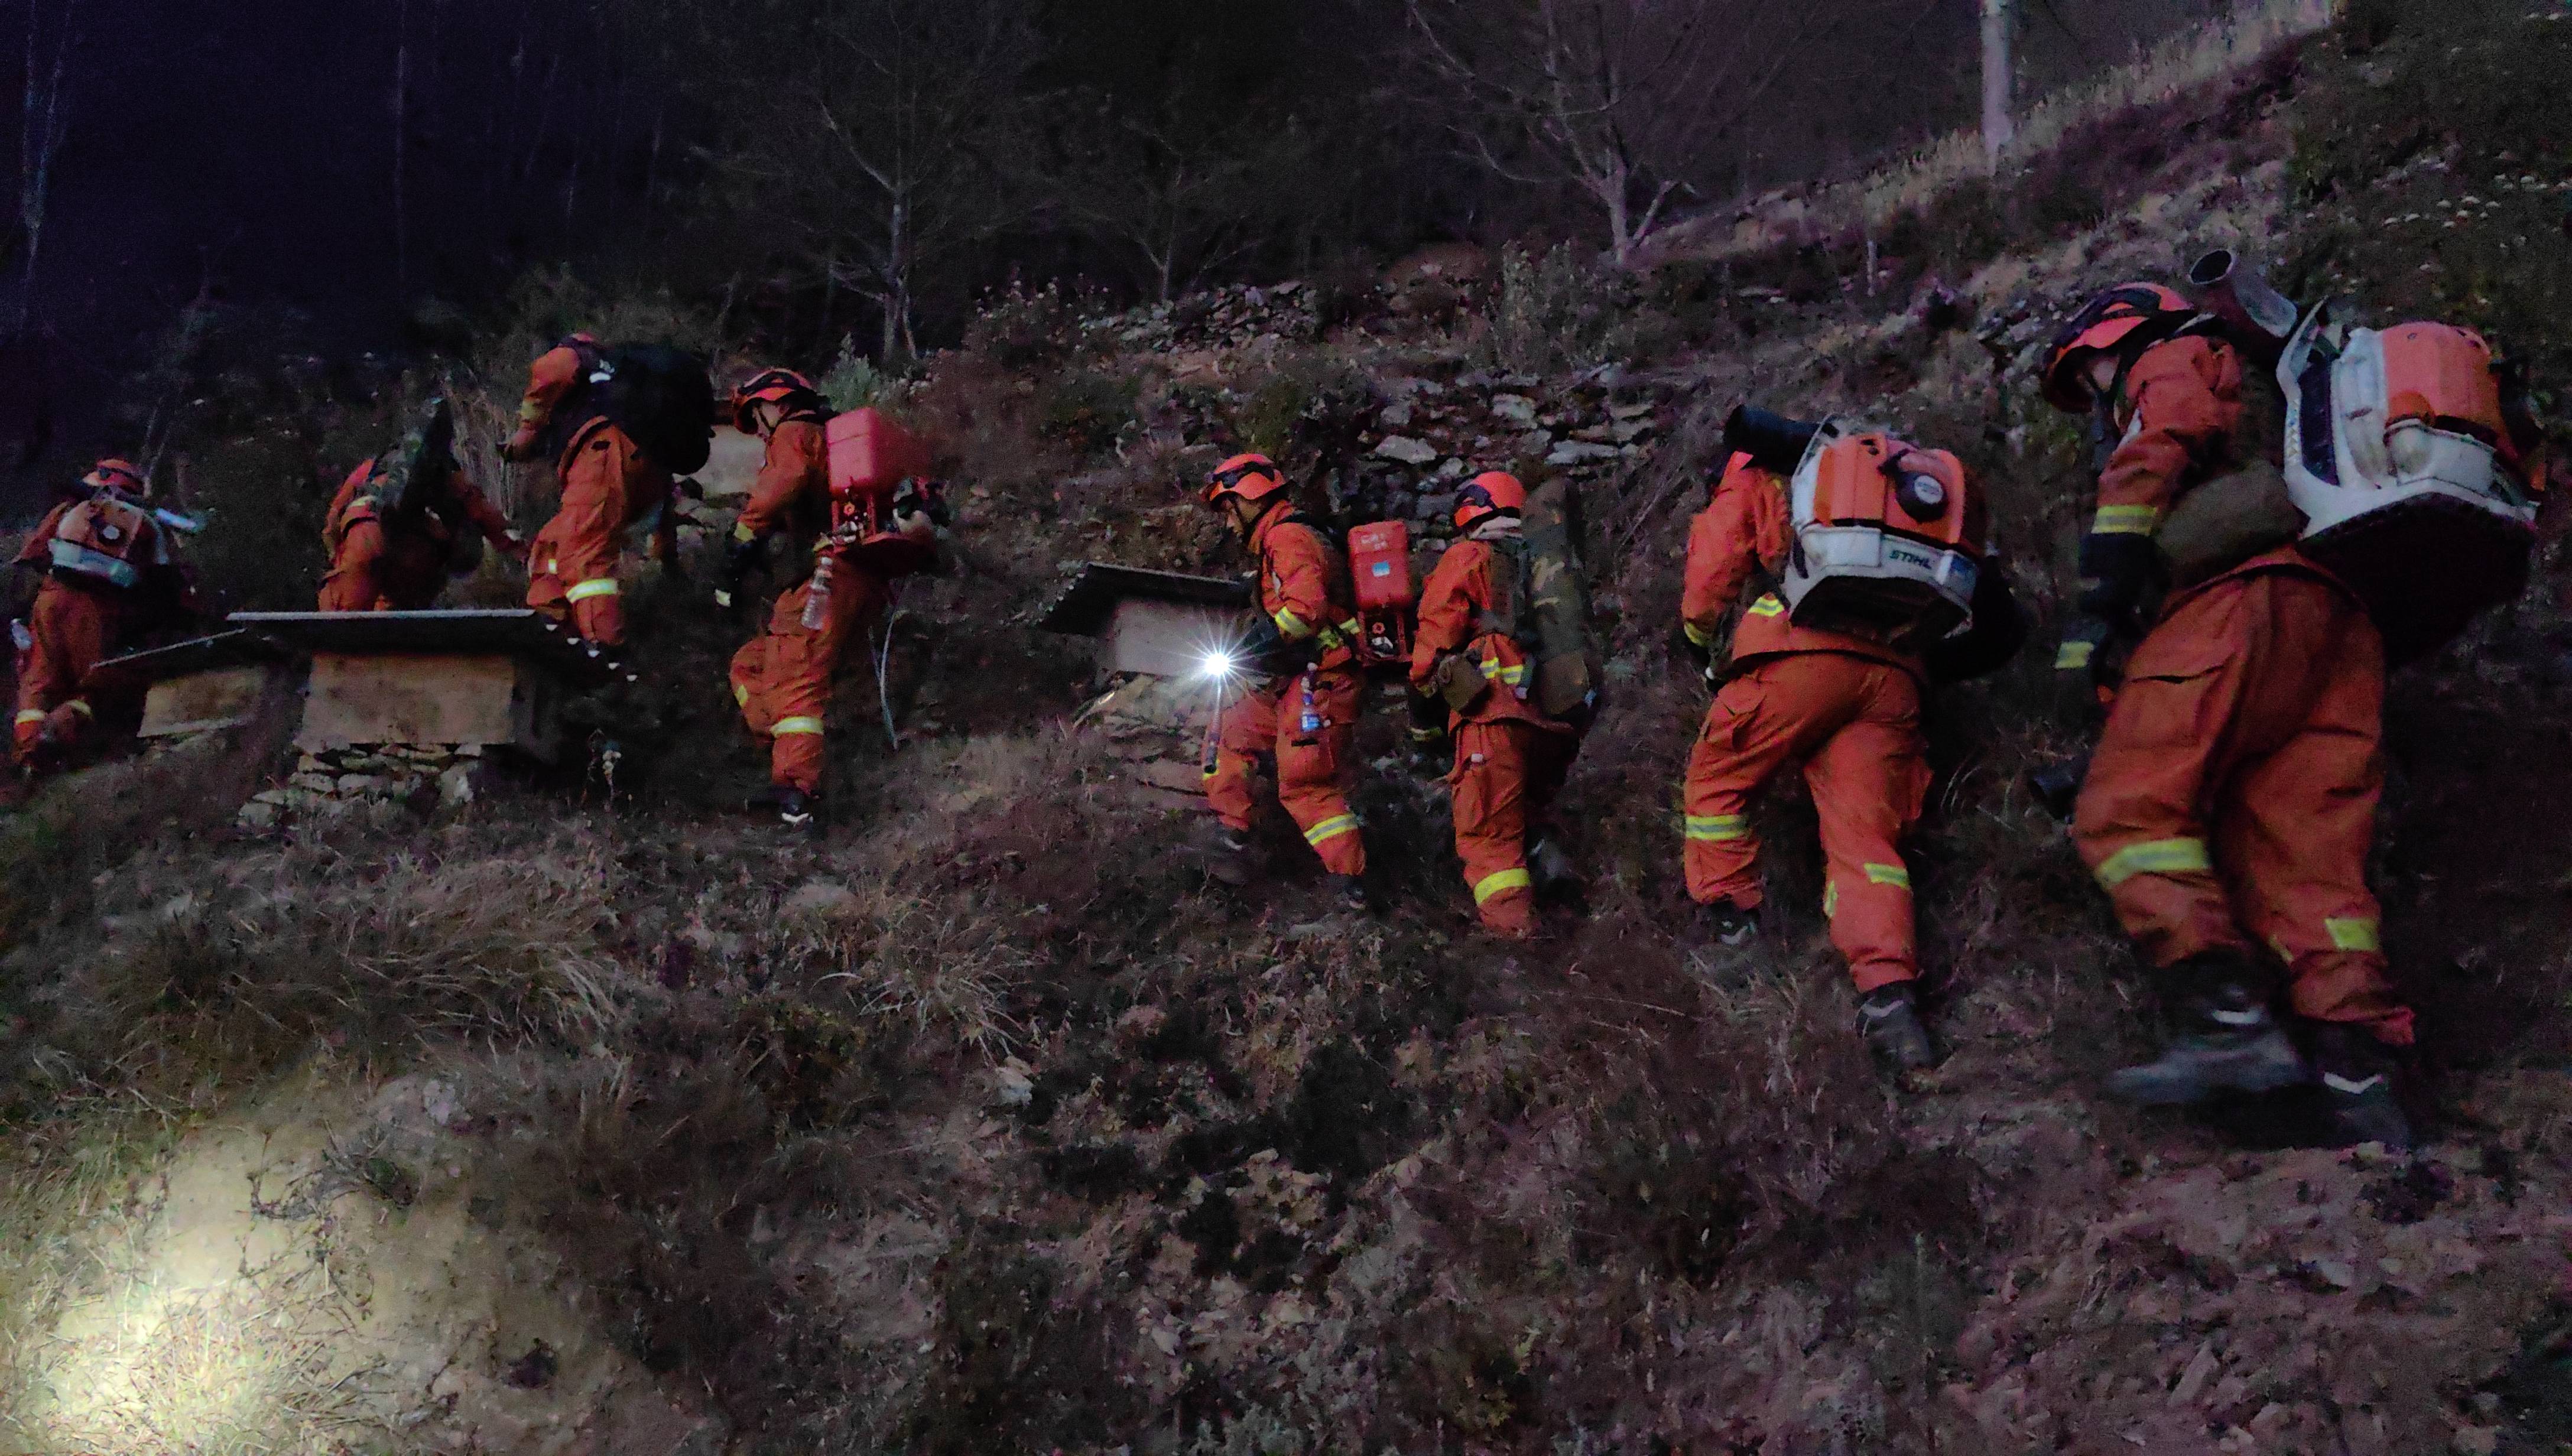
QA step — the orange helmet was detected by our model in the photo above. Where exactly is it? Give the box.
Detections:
[729,367,823,432]
[83,458,145,496]
[1453,471,1526,531]
[2040,283,2200,412]
[1202,453,1288,506]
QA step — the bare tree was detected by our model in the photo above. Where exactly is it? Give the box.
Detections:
[9,0,80,333]
[709,0,1043,360]
[1403,0,1817,265]
[1051,92,1307,303]
[1982,0,2016,173]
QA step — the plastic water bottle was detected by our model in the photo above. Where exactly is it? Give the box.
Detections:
[800,552,834,630]
[1298,669,1321,734]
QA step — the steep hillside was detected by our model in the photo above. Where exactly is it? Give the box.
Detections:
[4,5,2571,1454]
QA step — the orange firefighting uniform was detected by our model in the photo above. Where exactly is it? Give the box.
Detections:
[12,492,192,765]
[2066,334,2410,1045]
[1204,500,1368,878]
[725,416,928,798]
[317,458,520,612]
[1680,455,1928,990]
[1410,521,1577,935]
[511,342,668,648]
[524,417,667,648]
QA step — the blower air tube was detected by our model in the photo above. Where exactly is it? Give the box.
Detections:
[1723,405,1823,475]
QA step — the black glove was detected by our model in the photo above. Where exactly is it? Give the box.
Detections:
[2074,531,2158,626]
[714,534,763,609]
[1235,615,1307,676]
[1677,622,1712,671]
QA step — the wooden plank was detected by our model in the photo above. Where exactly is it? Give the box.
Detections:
[139,665,284,738]
[297,653,561,760]
[1105,599,1242,679]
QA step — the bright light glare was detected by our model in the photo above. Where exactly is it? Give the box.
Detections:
[1198,649,1241,681]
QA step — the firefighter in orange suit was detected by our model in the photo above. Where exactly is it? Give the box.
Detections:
[1680,446,2024,1071]
[2042,283,2409,1146]
[12,459,196,770]
[719,369,935,827]
[1197,454,1369,905]
[1409,472,1577,938]
[319,440,524,612]
[501,333,666,649]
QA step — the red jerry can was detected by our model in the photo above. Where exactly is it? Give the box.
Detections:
[825,408,933,508]
[1347,521,1416,665]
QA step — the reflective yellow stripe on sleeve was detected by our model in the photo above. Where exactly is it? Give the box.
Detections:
[2093,837,2213,889]
[2055,640,2096,670]
[566,577,620,603]
[773,716,824,736]
[1683,621,1714,648]
[733,521,758,544]
[1863,862,1912,889]
[1303,814,1359,847]
[64,700,90,719]
[2090,505,2163,536]
[1684,814,1748,842]
[1272,607,1313,639]
[1473,867,1532,905]
[1748,595,1787,618]
[1823,881,1840,918]
[733,684,751,707]
[2325,917,2382,953]
[14,710,44,726]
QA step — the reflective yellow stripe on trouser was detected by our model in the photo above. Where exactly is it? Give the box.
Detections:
[1685,814,1748,842]
[1304,814,1358,849]
[566,577,620,603]
[2093,837,2213,889]
[1824,864,1911,919]
[13,710,43,727]
[774,717,824,736]
[1473,867,1531,905]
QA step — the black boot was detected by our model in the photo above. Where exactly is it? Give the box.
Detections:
[1187,821,1256,888]
[775,787,820,831]
[1328,873,1373,914]
[2106,949,2308,1106]
[1701,899,1759,947]
[1528,836,1584,904]
[1858,982,1939,1074]
[2310,1023,2415,1150]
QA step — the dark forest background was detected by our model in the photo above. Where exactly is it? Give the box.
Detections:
[0,0,2245,500]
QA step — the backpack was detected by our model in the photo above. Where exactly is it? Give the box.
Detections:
[48,490,164,590]
[2277,304,2539,659]
[1777,418,1984,647]
[1476,480,1604,722]
[371,398,459,528]
[824,407,933,525]
[567,344,717,477]
[1346,520,1416,666]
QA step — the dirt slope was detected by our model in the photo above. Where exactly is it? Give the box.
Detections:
[4,6,2572,1454]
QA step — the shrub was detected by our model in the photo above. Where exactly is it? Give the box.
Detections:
[1479,243,1656,376]
[963,279,1084,371]
[1037,369,1139,458]
[1234,353,1375,463]
[818,333,896,412]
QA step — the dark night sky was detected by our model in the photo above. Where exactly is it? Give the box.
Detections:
[4,0,672,492]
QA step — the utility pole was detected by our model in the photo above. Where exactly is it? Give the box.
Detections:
[1980,0,2015,174]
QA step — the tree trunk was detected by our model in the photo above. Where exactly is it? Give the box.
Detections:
[1980,0,2015,174]
[392,0,410,300]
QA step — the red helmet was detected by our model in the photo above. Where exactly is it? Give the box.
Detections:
[1202,453,1289,506]
[1453,471,1526,532]
[2040,283,2200,411]
[729,367,822,432]
[83,458,145,496]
